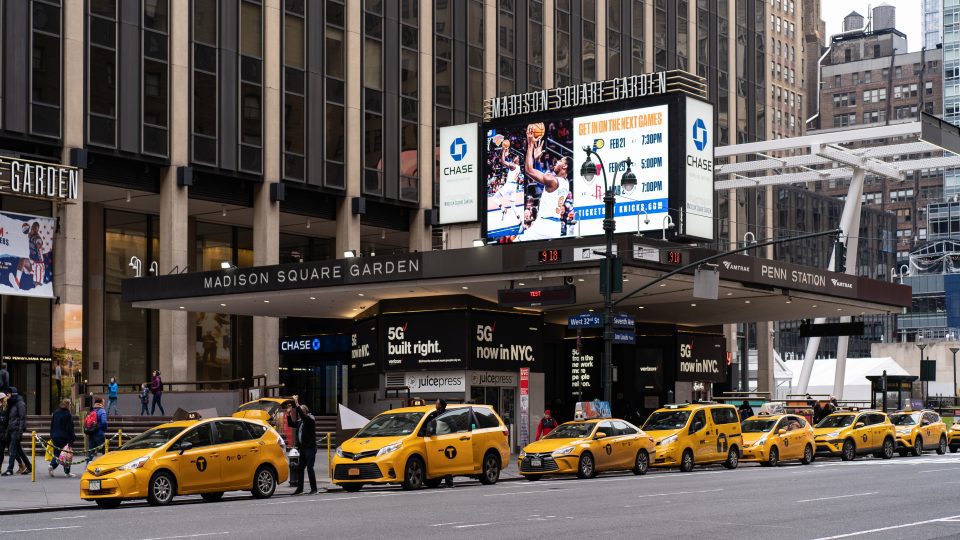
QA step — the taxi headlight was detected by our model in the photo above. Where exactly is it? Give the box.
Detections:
[825,431,840,439]
[754,436,767,447]
[377,441,403,457]
[519,450,527,459]
[659,434,678,446]
[118,456,149,471]
[896,428,911,436]
[335,447,344,458]
[552,446,575,457]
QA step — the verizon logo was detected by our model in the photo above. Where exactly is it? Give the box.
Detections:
[722,260,750,272]
[830,278,854,289]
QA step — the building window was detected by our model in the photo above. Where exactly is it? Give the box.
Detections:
[529,0,544,88]
[676,0,688,72]
[192,0,218,165]
[556,0,573,85]
[88,0,116,146]
[606,0,621,78]
[282,0,306,182]
[399,0,419,203]
[497,0,516,94]
[582,0,597,81]
[362,0,383,195]
[467,0,484,120]
[239,0,264,174]
[325,0,346,189]
[142,0,169,157]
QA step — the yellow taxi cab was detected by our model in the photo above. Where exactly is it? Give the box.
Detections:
[813,410,896,461]
[740,413,815,466]
[890,410,948,456]
[642,403,744,472]
[232,397,295,423]
[518,419,655,480]
[949,421,960,453]
[80,417,288,508]
[331,404,510,492]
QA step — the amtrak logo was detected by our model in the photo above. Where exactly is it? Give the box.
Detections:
[722,260,750,272]
[449,137,468,162]
[692,118,708,152]
[830,278,854,289]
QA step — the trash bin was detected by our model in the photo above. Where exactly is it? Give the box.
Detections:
[287,448,300,488]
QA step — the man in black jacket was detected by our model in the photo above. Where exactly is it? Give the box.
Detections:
[49,399,76,477]
[3,388,30,476]
[291,400,318,495]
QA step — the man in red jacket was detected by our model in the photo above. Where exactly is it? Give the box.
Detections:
[535,410,558,440]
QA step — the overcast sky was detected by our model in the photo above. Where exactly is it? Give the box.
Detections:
[821,0,923,52]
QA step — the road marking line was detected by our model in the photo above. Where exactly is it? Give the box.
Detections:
[636,488,724,498]
[811,514,960,539]
[50,516,86,520]
[797,492,877,503]
[483,489,558,497]
[918,467,960,473]
[141,533,230,540]
[0,526,82,534]
[453,523,497,529]
[430,523,464,527]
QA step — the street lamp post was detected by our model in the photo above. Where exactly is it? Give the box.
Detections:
[579,148,637,405]
[916,335,927,405]
[950,346,959,400]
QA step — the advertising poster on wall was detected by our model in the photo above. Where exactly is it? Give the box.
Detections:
[52,303,82,404]
[438,123,480,224]
[676,333,727,383]
[484,119,575,243]
[382,312,469,371]
[196,312,232,380]
[0,211,55,298]
[572,104,670,236]
[470,312,543,371]
[684,97,715,240]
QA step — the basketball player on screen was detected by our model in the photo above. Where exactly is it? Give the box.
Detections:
[496,147,522,222]
[522,124,570,240]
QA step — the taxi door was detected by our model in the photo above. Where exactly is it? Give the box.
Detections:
[870,413,891,451]
[424,408,475,477]
[687,410,712,462]
[850,414,873,451]
[214,420,260,489]
[921,413,940,449]
[783,417,807,459]
[710,408,740,461]
[593,421,619,470]
[175,423,222,493]
[612,421,639,468]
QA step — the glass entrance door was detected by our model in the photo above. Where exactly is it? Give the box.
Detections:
[279,360,342,416]
[9,361,40,414]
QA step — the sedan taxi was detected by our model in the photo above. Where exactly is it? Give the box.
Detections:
[890,410,948,456]
[740,414,815,466]
[331,404,509,492]
[813,410,896,461]
[949,422,960,453]
[80,417,288,508]
[518,419,654,480]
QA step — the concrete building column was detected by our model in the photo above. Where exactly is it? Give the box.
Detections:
[252,0,282,384]
[409,0,434,253]
[644,1,654,69]
[53,0,85,409]
[336,0,362,256]
[158,0,192,384]
[484,0,497,98]
[596,0,606,80]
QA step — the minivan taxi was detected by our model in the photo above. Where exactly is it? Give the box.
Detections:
[518,418,655,480]
[950,421,960,453]
[331,404,510,492]
[813,410,896,460]
[740,414,815,466]
[890,410,948,456]
[643,403,744,472]
[80,417,288,508]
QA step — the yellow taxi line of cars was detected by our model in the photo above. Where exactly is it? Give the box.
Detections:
[80,400,956,508]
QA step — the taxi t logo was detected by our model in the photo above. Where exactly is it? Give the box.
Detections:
[196,456,208,472]
[604,444,613,456]
[444,446,458,459]
[862,434,868,444]
[717,434,728,454]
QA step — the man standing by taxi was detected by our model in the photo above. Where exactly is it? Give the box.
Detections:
[290,397,317,495]
[536,410,558,440]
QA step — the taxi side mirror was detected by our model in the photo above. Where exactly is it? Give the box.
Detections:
[594,432,607,439]
[921,420,931,426]
[777,429,787,435]
[855,422,864,429]
[177,441,194,455]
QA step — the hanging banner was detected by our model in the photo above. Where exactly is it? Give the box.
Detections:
[0,211,55,298]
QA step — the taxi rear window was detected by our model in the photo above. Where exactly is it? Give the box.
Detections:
[472,407,501,429]
[816,414,855,429]
[710,407,739,425]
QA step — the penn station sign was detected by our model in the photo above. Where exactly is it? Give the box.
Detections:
[717,254,858,298]
[0,157,80,201]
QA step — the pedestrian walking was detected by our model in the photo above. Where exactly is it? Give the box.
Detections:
[49,399,76,477]
[738,400,755,421]
[83,398,108,457]
[290,397,317,495]
[0,393,8,471]
[535,410,558,440]
[107,377,120,416]
[150,371,165,416]
[2,387,30,476]
[0,362,9,393]
[139,383,150,416]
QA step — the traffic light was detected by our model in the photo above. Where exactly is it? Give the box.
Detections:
[833,241,846,273]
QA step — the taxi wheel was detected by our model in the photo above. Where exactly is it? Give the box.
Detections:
[881,437,895,460]
[722,447,739,470]
[912,437,924,457]
[679,450,695,473]
[479,452,501,485]
[401,456,425,490]
[761,446,779,467]
[841,439,857,461]
[632,450,649,475]
[801,444,814,465]
[577,453,596,479]
[937,436,948,455]
[147,471,176,506]
[341,483,364,492]
[94,498,121,509]
[252,466,277,499]
[201,492,224,502]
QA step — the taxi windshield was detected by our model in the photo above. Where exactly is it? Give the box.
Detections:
[890,413,920,426]
[816,414,855,429]
[356,412,425,438]
[542,423,595,439]
[644,411,691,431]
[741,419,777,433]
[121,427,186,450]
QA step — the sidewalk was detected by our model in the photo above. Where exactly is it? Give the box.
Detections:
[0,452,523,513]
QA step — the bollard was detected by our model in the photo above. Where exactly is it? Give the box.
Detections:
[105,437,109,454]
[119,429,123,448]
[31,431,36,482]
[327,432,332,481]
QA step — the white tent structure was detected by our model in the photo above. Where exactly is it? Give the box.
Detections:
[783,357,910,402]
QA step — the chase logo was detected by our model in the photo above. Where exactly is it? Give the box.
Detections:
[692,118,708,152]
[449,137,468,162]
[311,338,321,351]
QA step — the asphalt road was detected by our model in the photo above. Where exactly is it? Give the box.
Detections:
[4,453,960,540]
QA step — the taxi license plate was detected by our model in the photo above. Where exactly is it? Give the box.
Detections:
[88,480,101,492]
[531,459,542,467]
[348,467,360,476]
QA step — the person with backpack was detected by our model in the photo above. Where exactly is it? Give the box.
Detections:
[2,387,29,476]
[107,377,120,416]
[84,398,108,456]
[49,399,76,477]
[150,371,165,416]
[139,383,150,416]
[535,409,558,440]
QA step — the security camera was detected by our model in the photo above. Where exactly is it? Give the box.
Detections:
[564,276,575,286]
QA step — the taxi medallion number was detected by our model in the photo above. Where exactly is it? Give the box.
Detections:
[88,480,101,492]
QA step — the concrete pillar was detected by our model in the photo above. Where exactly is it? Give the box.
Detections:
[596,0,606,80]
[336,0,362,256]
[158,0,192,384]
[53,0,85,411]
[409,0,434,253]
[756,322,775,394]
[544,0,554,88]
[644,1,654,69]
[252,0,282,384]
[484,0,497,98]
[688,0,697,69]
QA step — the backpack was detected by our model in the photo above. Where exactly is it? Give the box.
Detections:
[83,410,99,435]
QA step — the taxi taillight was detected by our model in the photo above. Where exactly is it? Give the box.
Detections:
[501,427,509,437]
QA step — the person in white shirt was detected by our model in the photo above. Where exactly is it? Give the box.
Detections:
[495,148,522,222]
[522,126,571,240]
